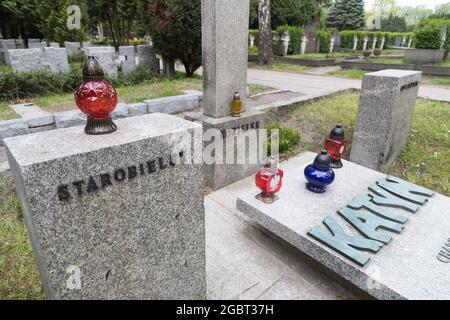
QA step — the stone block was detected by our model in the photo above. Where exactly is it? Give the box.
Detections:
[137,45,159,72]
[112,103,129,120]
[119,46,136,75]
[5,113,205,300]
[8,48,69,73]
[54,110,87,129]
[404,49,446,64]
[185,109,266,190]
[201,0,249,118]
[145,94,200,114]
[0,118,29,146]
[85,47,118,77]
[237,152,450,300]
[65,42,82,56]
[350,69,422,172]
[128,103,147,117]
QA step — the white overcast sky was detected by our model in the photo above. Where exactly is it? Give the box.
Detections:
[365,0,449,10]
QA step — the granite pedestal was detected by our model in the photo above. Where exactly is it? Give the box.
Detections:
[350,69,422,172]
[5,113,206,300]
[237,152,450,300]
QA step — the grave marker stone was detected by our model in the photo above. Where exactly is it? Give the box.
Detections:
[5,113,206,300]
[8,48,69,73]
[85,47,118,77]
[137,45,159,72]
[119,46,136,75]
[350,69,421,172]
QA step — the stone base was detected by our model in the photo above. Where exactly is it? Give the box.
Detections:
[5,113,206,300]
[237,152,450,300]
[185,110,266,190]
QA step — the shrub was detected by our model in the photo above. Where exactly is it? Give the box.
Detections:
[68,53,86,64]
[317,29,331,53]
[275,25,304,54]
[265,123,300,156]
[0,63,160,101]
[414,20,444,49]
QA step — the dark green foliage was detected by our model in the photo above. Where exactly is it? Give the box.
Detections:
[275,25,304,54]
[147,0,201,77]
[249,0,323,29]
[414,19,445,49]
[381,15,407,32]
[326,0,365,30]
[0,64,160,101]
[265,123,300,156]
[316,29,331,53]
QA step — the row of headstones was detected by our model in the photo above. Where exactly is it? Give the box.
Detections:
[2,43,158,77]
[248,32,415,56]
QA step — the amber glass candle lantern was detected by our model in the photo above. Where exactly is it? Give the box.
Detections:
[75,56,118,135]
[230,91,242,117]
[324,124,347,169]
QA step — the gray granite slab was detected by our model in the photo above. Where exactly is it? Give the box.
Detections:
[237,152,450,300]
[5,113,205,300]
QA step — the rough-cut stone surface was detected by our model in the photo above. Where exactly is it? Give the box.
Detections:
[112,103,129,120]
[28,42,46,49]
[49,42,60,48]
[65,42,81,56]
[10,104,54,128]
[185,110,266,190]
[202,0,249,118]
[54,110,87,129]
[84,47,117,77]
[137,45,159,71]
[237,152,450,300]
[350,70,422,171]
[119,46,136,75]
[146,94,200,114]
[128,103,147,117]
[0,118,29,146]
[5,113,205,300]
[8,48,69,73]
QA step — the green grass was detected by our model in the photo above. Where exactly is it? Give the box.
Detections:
[0,173,45,300]
[432,59,450,67]
[422,76,450,86]
[0,102,19,121]
[289,52,358,59]
[326,68,367,79]
[364,57,408,64]
[33,78,203,113]
[0,64,12,74]
[249,61,308,74]
[248,84,274,95]
[277,92,450,196]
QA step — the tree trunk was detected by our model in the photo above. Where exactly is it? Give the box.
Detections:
[258,0,272,66]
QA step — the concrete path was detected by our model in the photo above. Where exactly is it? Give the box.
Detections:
[247,68,450,102]
[205,172,357,300]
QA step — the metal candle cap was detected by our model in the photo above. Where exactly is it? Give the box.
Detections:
[313,150,332,170]
[83,56,105,80]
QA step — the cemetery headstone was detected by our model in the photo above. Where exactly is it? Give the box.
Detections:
[185,0,265,190]
[119,46,136,75]
[85,47,118,77]
[237,152,450,300]
[5,113,206,300]
[304,22,318,53]
[350,69,422,172]
[352,35,358,51]
[28,42,47,49]
[8,48,69,73]
[137,45,159,72]
[65,42,82,56]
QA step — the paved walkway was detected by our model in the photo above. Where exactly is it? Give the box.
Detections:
[248,69,450,102]
[205,171,357,300]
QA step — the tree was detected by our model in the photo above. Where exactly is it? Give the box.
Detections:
[147,0,201,77]
[34,0,87,45]
[250,0,325,29]
[326,0,365,30]
[381,14,407,32]
[399,6,432,27]
[258,0,272,66]
[1,0,41,46]
[434,2,450,19]
[86,0,139,48]
[370,0,399,19]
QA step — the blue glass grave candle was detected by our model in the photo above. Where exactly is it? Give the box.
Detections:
[304,150,335,193]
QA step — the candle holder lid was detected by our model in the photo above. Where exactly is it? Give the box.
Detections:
[330,124,345,139]
[313,150,332,170]
[83,56,105,80]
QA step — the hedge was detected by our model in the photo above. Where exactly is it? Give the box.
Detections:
[316,29,331,53]
[414,19,447,49]
[0,64,160,101]
[339,30,413,50]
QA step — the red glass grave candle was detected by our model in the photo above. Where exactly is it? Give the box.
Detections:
[255,158,284,204]
[75,56,118,135]
[324,124,346,169]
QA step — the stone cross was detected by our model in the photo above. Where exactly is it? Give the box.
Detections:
[353,35,358,51]
[300,36,307,54]
[249,34,255,48]
[202,0,249,118]
[329,38,335,54]
[372,36,377,51]
[281,31,290,48]
[379,36,386,50]
[363,35,368,51]
[407,37,412,48]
